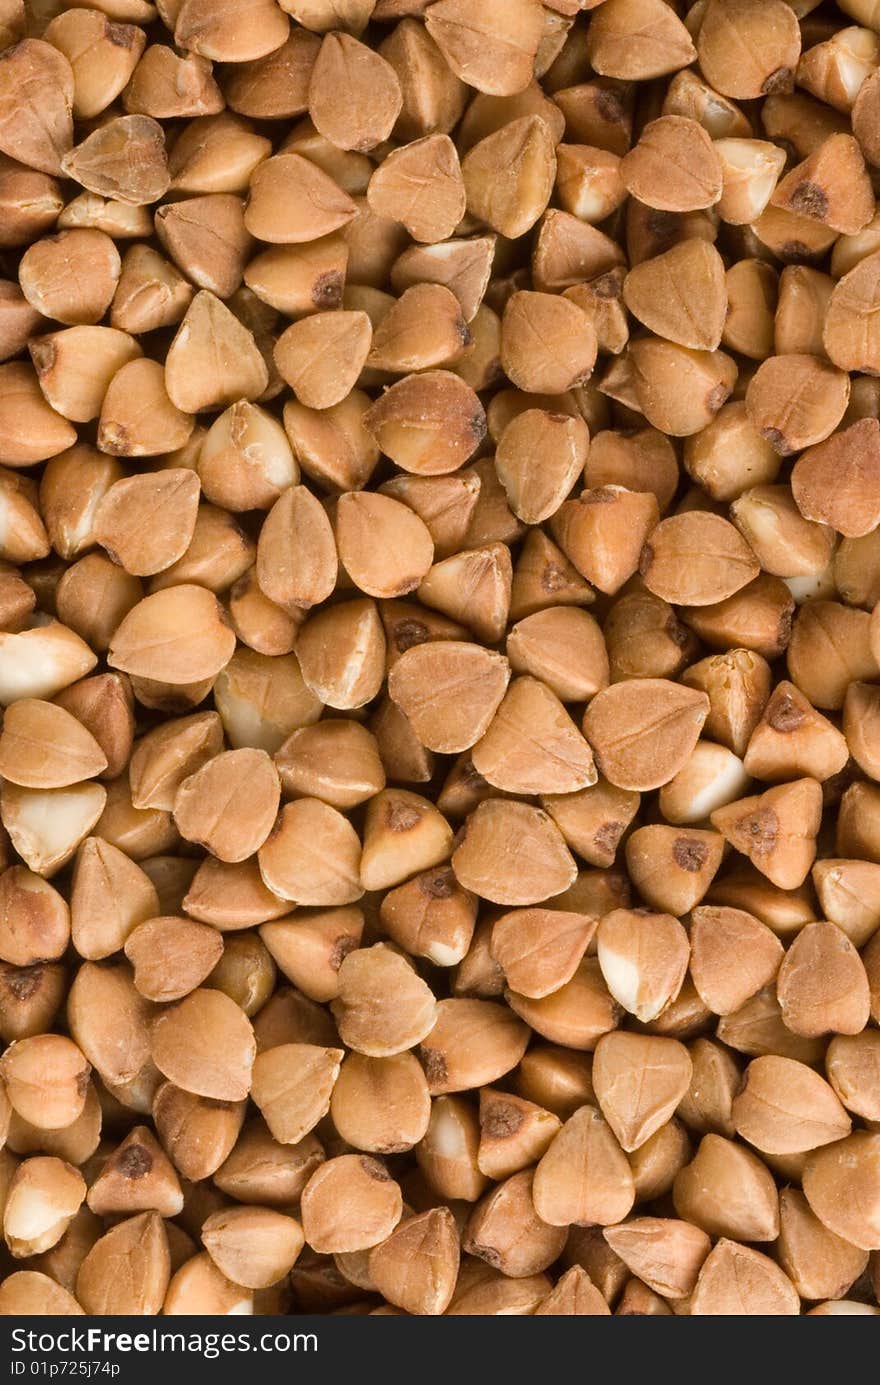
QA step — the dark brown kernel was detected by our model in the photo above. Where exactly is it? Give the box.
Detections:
[762,68,794,95]
[673,837,710,872]
[741,809,779,854]
[393,620,430,652]
[767,694,805,733]
[788,183,828,220]
[420,870,456,900]
[387,802,422,832]
[419,1047,447,1085]
[118,1145,153,1179]
[482,1099,525,1140]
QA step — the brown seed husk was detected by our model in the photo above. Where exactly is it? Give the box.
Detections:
[308,33,401,153]
[94,470,200,573]
[0,40,74,177]
[471,676,596,795]
[490,908,596,1000]
[164,291,268,414]
[696,0,801,101]
[124,916,223,1003]
[776,920,870,1037]
[620,117,722,212]
[583,679,709,792]
[791,418,880,537]
[108,585,235,685]
[368,1206,459,1316]
[689,906,784,1016]
[745,353,850,456]
[0,700,106,788]
[336,491,434,599]
[462,116,556,239]
[172,748,280,863]
[771,134,873,237]
[245,153,355,244]
[250,1042,343,1145]
[533,1105,635,1228]
[802,1133,880,1251]
[622,241,727,351]
[150,988,255,1100]
[452,800,577,907]
[592,1031,693,1155]
[368,134,465,243]
[62,116,169,206]
[75,1212,170,1316]
[640,513,760,607]
[731,1055,851,1155]
[690,1239,799,1316]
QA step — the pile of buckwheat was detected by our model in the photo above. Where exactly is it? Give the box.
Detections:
[0,0,878,1318]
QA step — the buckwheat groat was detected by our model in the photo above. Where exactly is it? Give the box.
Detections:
[2,0,880,1321]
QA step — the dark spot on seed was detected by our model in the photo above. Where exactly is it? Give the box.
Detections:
[673,837,709,872]
[4,966,43,1001]
[582,486,616,505]
[595,87,625,124]
[28,340,56,376]
[707,382,730,413]
[593,821,623,859]
[762,67,794,95]
[591,271,622,300]
[419,1046,447,1084]
[457,319,473,347]
[646,209,680,249]
[100,424,130,455]
[386,801,422,832]
[667,613,690,649]
[541,563,569,593]
[459,757,489,789]
[608,873,629,905]
[360,1156,391,1181]
[777,602,795,651]
[638,543,654,577]
[470,408,487,443]
[329,935,358,972]
[788,181,828,220]
[481,1098,525,1140]
[312,271,344,310]
[393,619,429,652]
[779,241,814,264]
[760,426,792,456]
[118,1145,152,1179]
[106,21,137,47]
[469,1243,502,1268]
[767,692,805,733]
[419,868,455,899]
[738,807,778,855]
